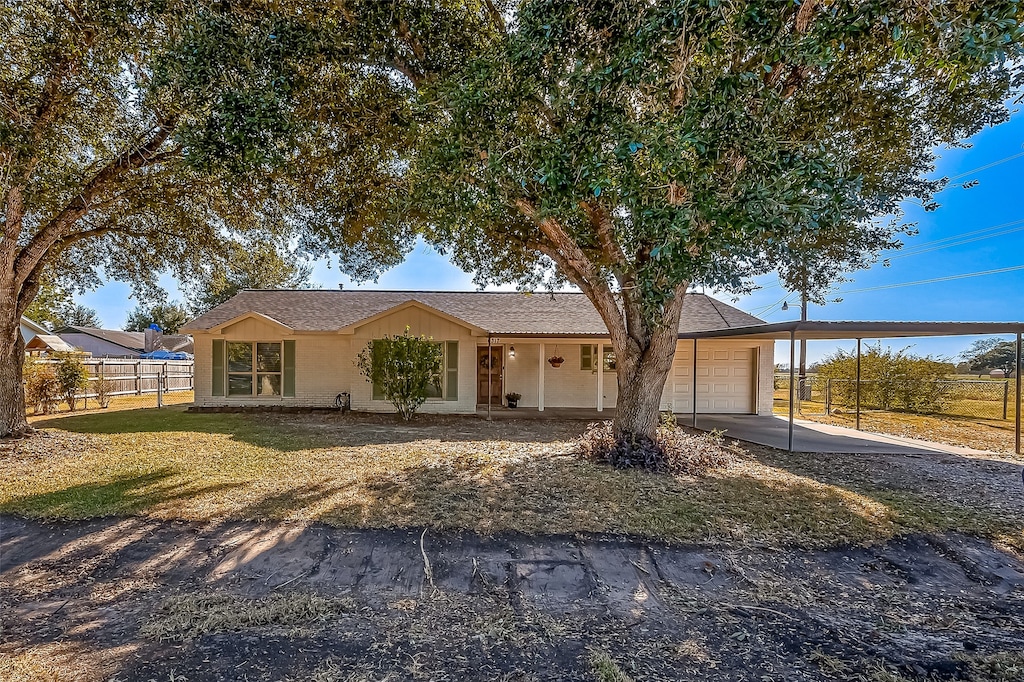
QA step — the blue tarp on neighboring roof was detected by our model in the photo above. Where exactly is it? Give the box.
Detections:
[138,350,192,360]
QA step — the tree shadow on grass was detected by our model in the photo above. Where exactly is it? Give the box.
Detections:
[30,407,581,451]
[0,468,246,523]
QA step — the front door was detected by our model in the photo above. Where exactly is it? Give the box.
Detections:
[477,347,503,405]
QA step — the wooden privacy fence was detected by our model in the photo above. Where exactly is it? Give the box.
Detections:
[34,359,194,406]
[86,359,193,396]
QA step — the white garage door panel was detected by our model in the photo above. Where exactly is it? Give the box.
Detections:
[672,344,756,414]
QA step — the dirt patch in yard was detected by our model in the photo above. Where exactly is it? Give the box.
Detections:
[2,516,1024,681]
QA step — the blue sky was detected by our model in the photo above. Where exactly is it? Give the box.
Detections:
[81,109,1024,364]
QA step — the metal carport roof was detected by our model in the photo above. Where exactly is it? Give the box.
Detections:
[676,320,1023,454]
[678,320,1024,340]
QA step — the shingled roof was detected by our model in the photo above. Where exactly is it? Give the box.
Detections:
[55,326,146,351]
[183,290,763,336]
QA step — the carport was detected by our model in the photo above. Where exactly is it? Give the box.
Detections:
[678,321,1024,454]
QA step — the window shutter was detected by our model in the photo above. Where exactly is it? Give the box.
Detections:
[212,339,225,396]
[283,340,296,397]
[580,344,593,371]
[445,341,458,401]
[371,340,384,400]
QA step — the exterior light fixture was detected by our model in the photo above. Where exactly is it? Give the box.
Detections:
[509,345,516,357]
[781,301,789,311]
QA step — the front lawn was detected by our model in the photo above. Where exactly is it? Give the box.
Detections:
[2,408,1022,551]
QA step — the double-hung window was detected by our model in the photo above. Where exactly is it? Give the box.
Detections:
[214,340,295,397]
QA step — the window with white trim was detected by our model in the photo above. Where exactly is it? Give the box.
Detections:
[227,341,282,396]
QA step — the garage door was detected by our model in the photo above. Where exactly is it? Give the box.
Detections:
[670,345,756,414]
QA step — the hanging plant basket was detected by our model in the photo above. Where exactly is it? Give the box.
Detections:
[547,356,564,368]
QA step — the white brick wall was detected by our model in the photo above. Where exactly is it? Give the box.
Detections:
[193,309,775,415]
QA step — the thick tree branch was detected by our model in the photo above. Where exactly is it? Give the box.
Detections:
[13,121,177,282]
[514,198,629,351]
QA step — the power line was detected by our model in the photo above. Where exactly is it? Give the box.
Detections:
[946,150,1024,182]
[890,219,1024,260]
[837,263,1024,295]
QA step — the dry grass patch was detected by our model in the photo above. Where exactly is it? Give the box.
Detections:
[141,591,356,641]
[588,648,635,682]
[781,405,1021,455]
[2,408,1021,549]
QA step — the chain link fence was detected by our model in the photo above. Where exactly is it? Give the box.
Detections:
[26,359,194,416]
[774,374,1018,421]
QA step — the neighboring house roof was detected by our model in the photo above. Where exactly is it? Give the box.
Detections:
[25,334,78,353]
[54,326,146,352]
[157,334,195,354]
[183,290,763,336]
[20,316,49,337]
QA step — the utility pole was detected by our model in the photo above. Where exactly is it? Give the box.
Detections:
[798,292,808,401]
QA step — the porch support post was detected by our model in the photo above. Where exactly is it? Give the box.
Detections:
[487,335,493,421]
[596,343,604,412]
[855,338,862,431]
[788,330,795,452]
[1016,332,1021,455]
[538,342,545,412]
[691,338,698,428]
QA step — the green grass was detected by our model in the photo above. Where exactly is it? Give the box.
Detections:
[2,407,1021,550]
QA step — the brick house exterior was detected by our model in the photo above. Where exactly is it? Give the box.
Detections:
[182,290,775,415]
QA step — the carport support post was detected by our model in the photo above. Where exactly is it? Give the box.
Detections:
[538,342,545,412]
[691,339,698,428]
[855,338,862,432]
[788,331,795,452]
[1016,332,1021,455]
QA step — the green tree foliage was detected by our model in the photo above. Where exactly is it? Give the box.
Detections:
[356,328,444,421]
[54,354,89,412]
[1,0,495,435]
[124,302,191,334]
[184,242,313,315]
[816,344,955,413]
[410,0,1024,442]
[57,304,103,329]
[963,339,1021,377]
[22,283,101,329]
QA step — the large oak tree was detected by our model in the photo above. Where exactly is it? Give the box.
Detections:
[1,0,496,436]
[412,0,1023,444]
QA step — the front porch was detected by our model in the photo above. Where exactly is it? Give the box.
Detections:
[476,406,617,420]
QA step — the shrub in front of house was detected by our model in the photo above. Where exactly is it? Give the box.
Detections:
[356,328,444,421]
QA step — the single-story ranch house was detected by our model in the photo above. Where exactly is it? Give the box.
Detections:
[181,290,775,415]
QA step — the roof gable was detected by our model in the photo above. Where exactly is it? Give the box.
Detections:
[338,300,487,335]
[208,311,293,334]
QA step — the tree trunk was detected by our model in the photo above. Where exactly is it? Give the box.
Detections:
[608,292,687,441]
[0,300,31,438]
[611,323,678,440]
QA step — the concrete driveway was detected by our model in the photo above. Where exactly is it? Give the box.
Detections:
[693,414,993,455]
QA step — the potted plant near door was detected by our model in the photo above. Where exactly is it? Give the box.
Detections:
[547,355,564,368]
[505,392,521,408]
